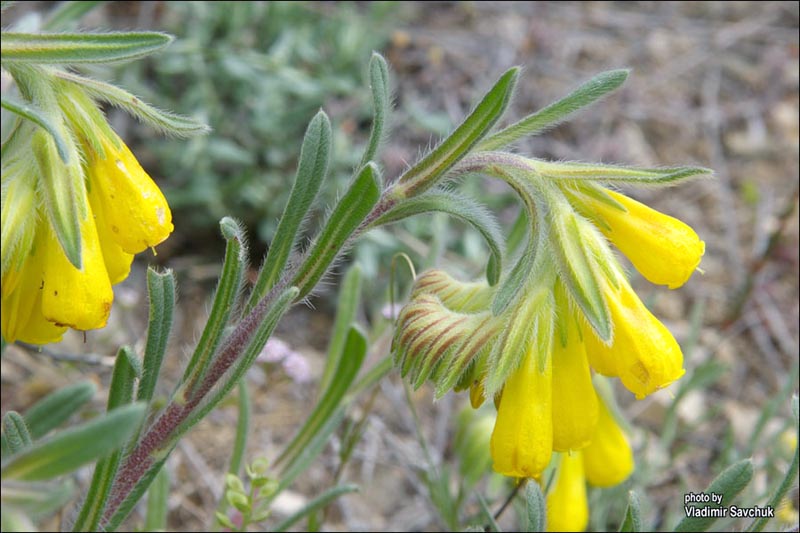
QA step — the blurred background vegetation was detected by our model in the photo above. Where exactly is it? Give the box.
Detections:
[2,1,798,531]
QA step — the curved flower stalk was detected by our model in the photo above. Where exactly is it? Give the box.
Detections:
[1,37,206,345]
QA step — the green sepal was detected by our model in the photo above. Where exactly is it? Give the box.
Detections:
[370,190,504,285]
[547,199,612,342]
[1,403,146,481]
[248,111,331,310]
[2,412,32,456]
[1,31,173,65]
[359,52,391,167]
[619,490,642,532]
[1,95,70,162]
[478,69,629,150]
[54,70,209,137]
[674,459,753,532]
[33,128,84,269]
[397,67,519,197]
[292,163,380,299]
[536,159,712,185]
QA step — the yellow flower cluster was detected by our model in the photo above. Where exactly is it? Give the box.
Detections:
[393,179,704,530]
[2,92,173,345]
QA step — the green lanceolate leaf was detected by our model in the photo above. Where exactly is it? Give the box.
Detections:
[248,111,331,310]
[525,481,547,532]
[293,163,381,299]
[319,265,362,394]
[675,459,753,532]
[478,69,629,151]
[1,403,146,481]
[72,347,138,533]
[54,70,209,137]
[183,218,248,390]
[21,381,95,440]
[1,95,70,162]
[2,412,32,456]
[534,160,713,185]
[277,326,368,469]
[1,31,173,65]
[370,190,504,286]
[138,268,176,405]
[32,128,84,269]
[144,466,170,531]
[397,67,519,197]
[619,490,642,532]
[359,52,391,167]
[273,484,359,532]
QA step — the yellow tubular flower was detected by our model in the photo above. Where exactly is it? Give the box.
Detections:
[546,453,589,532]
[582,395,634,487]
[584,277,685,399]
[490,346,553,478]
[1,227,67,344]
[580,188,704,289]
[86,134,173,254]
[87,183,134,284]
[41,204,113,331]
[552,312,598,452]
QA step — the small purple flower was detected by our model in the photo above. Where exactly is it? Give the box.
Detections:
[257,338,292,364]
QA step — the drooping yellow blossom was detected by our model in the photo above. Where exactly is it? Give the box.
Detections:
[491,345,553,478]
[578,187,705,289]
[582,394,634,487]
[552,286,598,452]
[1,130,173,345]
[85,134,173,255]
[584,275,685,399]
[546,452,589,532]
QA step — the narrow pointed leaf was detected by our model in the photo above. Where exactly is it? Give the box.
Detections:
[273,484,359,532]
[2,412,32,456]
[319,265,362,394]
[359,52,391,167]
[21,381,95,440]
[138,268,175,405]
[183,218,248,389]
[619,491,642,532]
[525,481,547,532]
[478,69,629,150]
[1,403,146,481]
[293,164,380,299]
[398,67,519,197]
[54,70,208,136]
[1,32,173,64]
[1,96,70,162]
[72,346,138,533]
[144,466,169,532]
[277,326,367,468]
[675,459,753,532]
[248,112,331,310]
